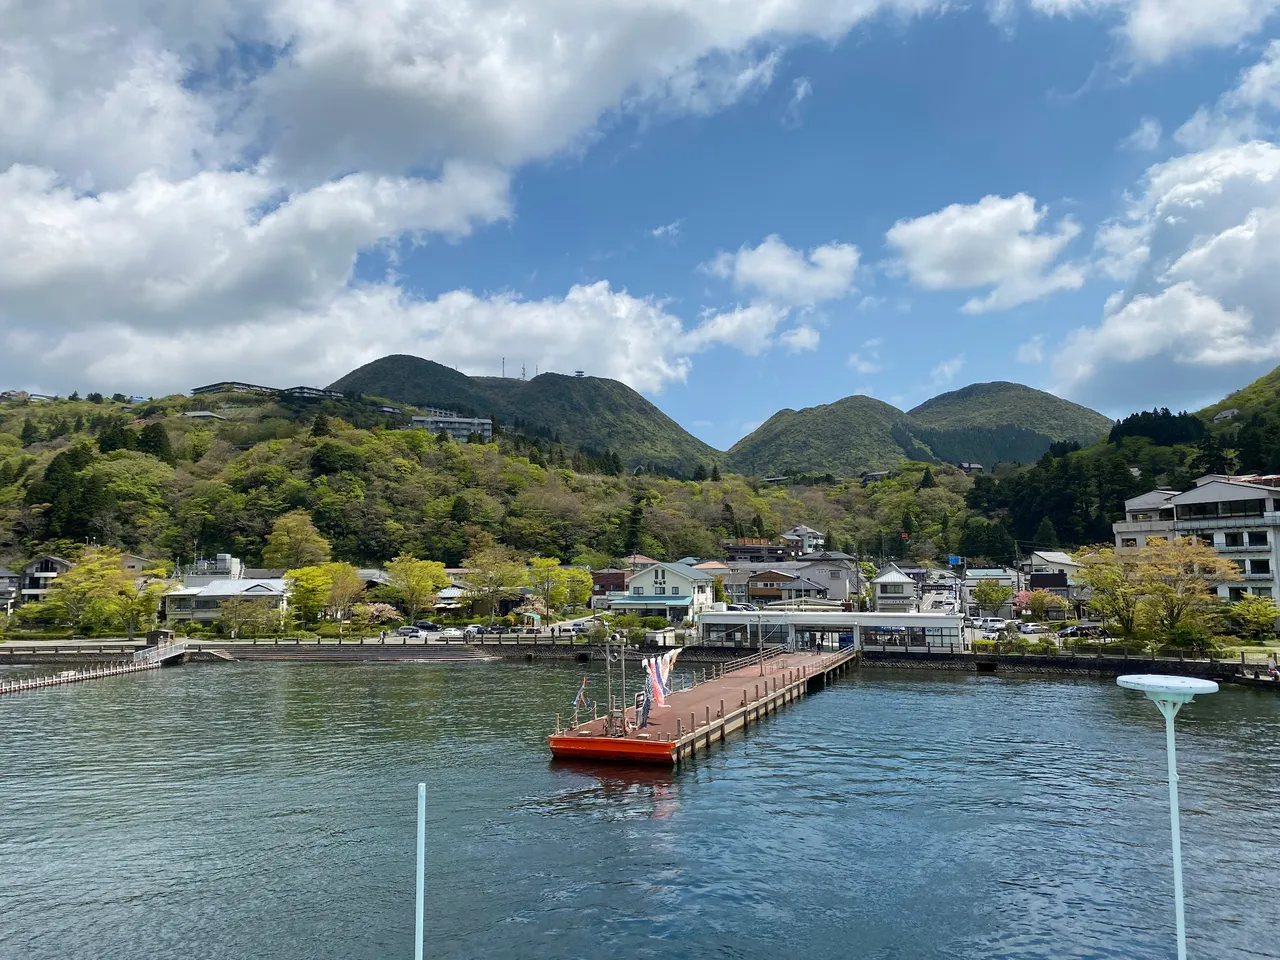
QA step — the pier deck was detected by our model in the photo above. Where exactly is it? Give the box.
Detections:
[548,645,858,766]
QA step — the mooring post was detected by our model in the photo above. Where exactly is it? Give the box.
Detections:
[706,706,710,725]
[677,718,683,736]
[719,699,724,718]
[691,711,696,730]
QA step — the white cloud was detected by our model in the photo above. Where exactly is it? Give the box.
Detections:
[1017,335,1046,364]
[931,355,965,385]
[1061,138,1280,407]
[847,338,885,373]
[886,194,1085,313]
[1028,0,1280,65]
[783,76,813,126]
[1173,40,1280,150]
[651,219,684,240]
[705,234,860,306]
[683,303,791,356]
[1120,116,1162,151]
[779,325,820,352]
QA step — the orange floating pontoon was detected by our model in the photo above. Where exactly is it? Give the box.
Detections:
[548,646,857,767]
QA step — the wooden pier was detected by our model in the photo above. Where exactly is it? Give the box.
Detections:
[548,645,858,766]
[0,641,187,696]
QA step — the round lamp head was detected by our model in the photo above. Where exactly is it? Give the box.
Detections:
[1118,674,1219,703]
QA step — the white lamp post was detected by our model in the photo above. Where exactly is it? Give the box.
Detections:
[1116,675,1218,960]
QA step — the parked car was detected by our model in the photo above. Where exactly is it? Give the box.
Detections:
[569,623,591,635]
[1018,622,1051,635]
[463,625,483,639]
[395,625,423,638]
[1057,624,1110,640]
[439,627,464,640]
[414,620,440,632]
[978,618,1009,632]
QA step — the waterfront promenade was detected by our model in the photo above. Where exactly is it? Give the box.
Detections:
[548,645,859,766]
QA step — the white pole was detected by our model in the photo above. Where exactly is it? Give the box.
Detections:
[415,782,425,960]
[1159,701,1188,960]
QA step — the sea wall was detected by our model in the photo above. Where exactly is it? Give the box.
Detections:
[860,649,1250,682]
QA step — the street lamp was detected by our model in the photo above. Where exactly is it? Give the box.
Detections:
[1116,674,1218,960]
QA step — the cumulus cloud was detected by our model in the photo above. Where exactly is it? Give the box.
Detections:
[1174,39,1280,149]
[1028,0,1280,65]
[1061,138,1280,408]
[1120,116,1162,151]
[886,194,1085,313]
[705,234,860,306]
[779,325,821,352]
[683,303,791,356]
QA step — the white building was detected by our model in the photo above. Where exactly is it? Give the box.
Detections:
[872,564,917,612]
[608,562,717,621]
[1113,475,1280,602]
[781,525,826,554]
[410,412,493,442]
[164,579,289,624]
[1113,489,1178,554]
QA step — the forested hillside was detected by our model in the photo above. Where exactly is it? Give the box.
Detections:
[0,392,982,571]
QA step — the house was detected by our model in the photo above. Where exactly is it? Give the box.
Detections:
[120,554,156,576]
[723,538,798,564]
[1113,489,1178,554]
[692,560,731,578]
[1213,408,1240,423]
[18,555,75,604]
[181,554,244,586]
[376,406,403,415]
[1024,550,1083,583]
[181,410,227,421]
[861,470,892,487]
[608,562,717,622]
[283,385,346,400]
[780,525,825,554]
[591,569,629,608]
[620,553,659,571]
[779,577,829,602]
[409,413,493,442]
[191,381,276,395]
[0,567,18,614]
[958,462,984,474]
[164,579,288,624]
[794,550,863,602]
[871,564,918,612]
[746,570,798,605]
[962,567,1021,617]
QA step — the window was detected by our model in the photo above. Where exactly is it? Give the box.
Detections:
[1121,538,1137,548]
[1225,532,1244,547]
[829,569,840,579]
[1256,587,1273,598]
[1234,560,1247,574]
[653,568,666,583]
[1198,534,1214,546]
[1251,559,1271,576]
[632,586,642,595]
[1229,587,1247,602]
[1249,531,1268,547]
[882,584,905,595]
[654,586,665,595]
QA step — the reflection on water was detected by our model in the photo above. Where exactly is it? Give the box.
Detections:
[0,663,1278,960]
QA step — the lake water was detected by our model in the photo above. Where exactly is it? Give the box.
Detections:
[1,661,1278,960]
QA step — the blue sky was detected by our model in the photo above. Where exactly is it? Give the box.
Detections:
[4,1,1280,451]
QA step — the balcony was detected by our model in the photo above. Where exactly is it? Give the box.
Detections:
[1245,572,1275,580]
[1175,513,1280,530]
[1217,543,1270,552]
[1114,519,1175,535]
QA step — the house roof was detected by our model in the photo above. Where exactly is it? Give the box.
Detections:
[23,555,72,569]
[692,560,730,571]
[170,578,287,598]
[872,565,914,585]
[748,569,797,582]
[1125,489,1179,511]
[639,561,716,581]
[786,524,823,536]
[797,550,855,562]
[1171,478,1280,504]
[965,568,1016,578]
[609,596,693,606]
[785,577,827,591]
[242,567,286,579]
[675,556,702,565]
[1032,551,1081,567]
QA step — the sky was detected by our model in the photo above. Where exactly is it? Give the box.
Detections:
[4,2,1280,451]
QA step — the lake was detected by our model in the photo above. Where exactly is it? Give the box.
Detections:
[1,661,1278,959]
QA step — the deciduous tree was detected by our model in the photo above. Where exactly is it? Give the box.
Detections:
[285,566,333,627]
[1136,537,1238,641]
[1230,594,1280,642]
[263,511,332,569]
[385,554,450,623]
[463,547,528,626]
[1077,548,1143,637]
[972,579,1012,616]
[527,556,568,618]
[321,562,366,631]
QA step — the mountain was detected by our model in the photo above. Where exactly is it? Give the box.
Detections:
[907,382,1115,466]
[1198,365,1280,425]
[726,382,1114,477]
[725,396,930,476]
[908,382,1115,441]
[329,355,717,472]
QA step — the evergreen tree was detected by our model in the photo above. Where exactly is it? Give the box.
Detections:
[1190,433,1235,475]
[691,464,708,482]
[751,514,766,537]
[20,417,39,446]
[311,412,333,438]
[86,392,103,404]
[710,463,721,481]
[1033,517,1060,548]
[449,495,472,523]
[72,415,84,433]
[918,466,936,488]
[136,423,175,463]
[97,422,136,453]
[68,391,80,401]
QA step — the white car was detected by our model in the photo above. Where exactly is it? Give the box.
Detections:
[1018,622,1051,635]
[439,627,464,640]
[978,618,1009,632]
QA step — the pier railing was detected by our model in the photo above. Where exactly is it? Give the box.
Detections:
[719,646,788,676]
[132,641,187,664]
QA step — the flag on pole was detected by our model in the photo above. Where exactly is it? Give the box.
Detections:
[646,658,666,708]
[572,677,589,711]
